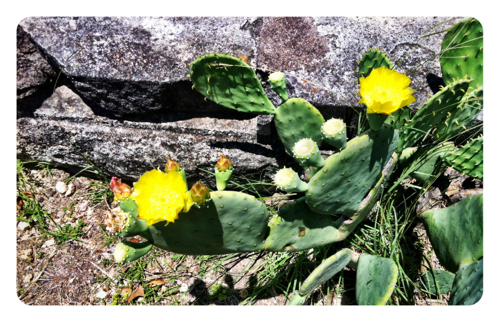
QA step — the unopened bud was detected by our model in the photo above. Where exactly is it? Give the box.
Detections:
[165,157,182,173]
[110,177,132,201]
[190,182,211,206]
[216,154,233,172]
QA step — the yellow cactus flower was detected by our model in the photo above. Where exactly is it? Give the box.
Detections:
[130,169,194,225]
[358,67,416,115]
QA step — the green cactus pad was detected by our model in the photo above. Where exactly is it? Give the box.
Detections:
[385,106,411,129]
[274,98,325,155]
[421,269,456,295]
[268,72,289,101]
[420,193,483,273]
[113,240,153,264]
[397,78,472,152]
[441,18,483,90]
[433,87,483,142]
[366,113,389,131]
[306,124,398,215]
[449,259,483,305]
[355,254,399,305]
[265,197,342,252]
[299,249,353,296]
[358,48,393,80]
[145,191,269,255]
[190,54,276,115]
[444,136,483,180]
[337,154,397,239]
[405,142,455,184]
[117,198,149,237]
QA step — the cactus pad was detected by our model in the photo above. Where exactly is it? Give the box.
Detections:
[265,197,342,252]
[190,54,275,114]
[441,18,483,90]
[405,142,455,184]
[433,86,483,142]
[358,48,393,80]
[449,259,483,305]
[337,154,397,239]
[385,106,411,129]
[306,124,398,215]
[444,136,483,180]
[299,249,353,296]
[420,193,483,273]
[274,98,325,155]
[145,191,269,255]
[355,254,399,305]
[398,78,471,151]
[421,269,456,295]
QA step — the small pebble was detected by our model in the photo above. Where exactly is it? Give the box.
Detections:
[65,183,75,197]
[17,221,29,231]
[55,182,67,194]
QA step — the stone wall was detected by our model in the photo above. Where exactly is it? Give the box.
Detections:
[17,16,461,189]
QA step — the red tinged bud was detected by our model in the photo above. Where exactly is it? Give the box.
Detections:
[215,154,233,172]
[165,157,182,173]
[189,182,211,206]
[110,177,132,201]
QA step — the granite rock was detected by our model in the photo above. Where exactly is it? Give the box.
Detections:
[17,16,466,189]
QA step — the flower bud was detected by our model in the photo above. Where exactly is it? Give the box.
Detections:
[189,182,211,206]
[165,156,182,173]
[215,154,233,172]
[110,177,132,201]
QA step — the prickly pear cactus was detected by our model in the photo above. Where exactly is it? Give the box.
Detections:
[288,249,353,305]
[274,98,325,155]
[189,53,276,114]
[441,18,483,90]
[403,142,455,184]
[385,106,411,130]
[144,191,270,255]
[265,197,342,252]
[420,193,483,273]
[433,86,483,142]
[398,78,471,152]
[449,258,483,305]
[421,269,455,295]
[357,48,393,80]
[298,249,353,296]
[444,136,483,180]
[306,124,398,215]
[355,254,399,305]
